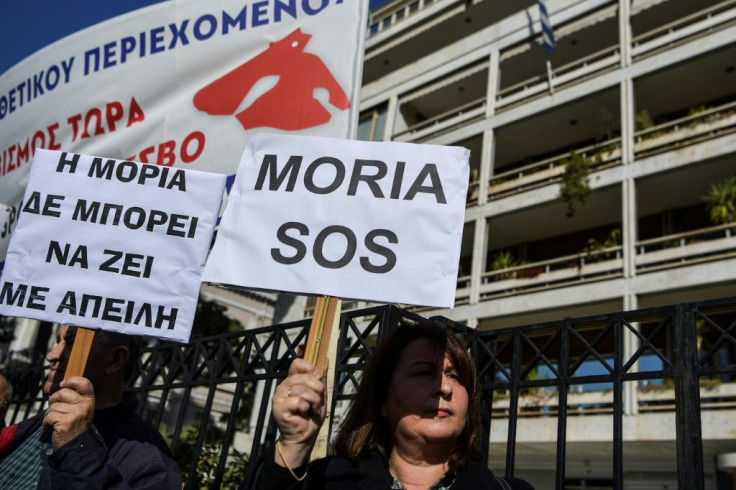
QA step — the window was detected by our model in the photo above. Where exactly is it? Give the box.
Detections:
[357,104,388,141]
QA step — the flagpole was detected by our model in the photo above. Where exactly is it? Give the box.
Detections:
[546,58,554,94]
[538,0,556,94]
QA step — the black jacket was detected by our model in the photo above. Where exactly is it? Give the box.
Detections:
[243,445,534,489]
[0,392,181,489]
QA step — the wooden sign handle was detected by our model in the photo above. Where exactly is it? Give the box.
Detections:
[63,327,96,381]
[304,296,340,373]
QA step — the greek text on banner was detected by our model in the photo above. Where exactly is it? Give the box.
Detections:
[0,149,225,343]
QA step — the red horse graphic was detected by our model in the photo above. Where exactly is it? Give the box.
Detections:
[193,29,350,131]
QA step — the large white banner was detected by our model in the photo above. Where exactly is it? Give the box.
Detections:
[203,134,470,308]
[0,0,368,259]
[0,149,225,342]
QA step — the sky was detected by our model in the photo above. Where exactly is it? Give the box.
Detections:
[0,0,391,76]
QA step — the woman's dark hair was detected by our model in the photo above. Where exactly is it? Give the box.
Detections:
[332,316,481,467]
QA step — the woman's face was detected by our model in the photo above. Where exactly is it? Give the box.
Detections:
[381,338,469,450]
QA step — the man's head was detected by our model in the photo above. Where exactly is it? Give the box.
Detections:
[45,325,140,408]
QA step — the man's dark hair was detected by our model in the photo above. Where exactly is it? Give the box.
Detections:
[92,330,142,382]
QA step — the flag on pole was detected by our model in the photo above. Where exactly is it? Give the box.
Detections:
[538,0,556,56]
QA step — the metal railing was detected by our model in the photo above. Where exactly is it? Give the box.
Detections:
[472,297,736,488]
[636,222,736,272]
[633,100,736,159]
[485,137,622,203]
[477,245,624,300]
[496,44,620,111]
[631,0,736,60]
[367,0,439,38]
[2,298,735,489]
[394,96,487,143]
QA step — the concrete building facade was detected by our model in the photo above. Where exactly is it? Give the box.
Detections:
[356,0,736,488]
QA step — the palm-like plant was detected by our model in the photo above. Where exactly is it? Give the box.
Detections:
[703,175,736,225]
[490,251,516,280]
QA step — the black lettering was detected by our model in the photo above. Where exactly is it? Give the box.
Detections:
[27,286,49,310]
[361,229,398,274]
[101,203,123,225]
[21,192,42,214]
[271,222,308,265]
[143,255,153,278]
[100,249,123,274]
[187,217,198,239]
[304,157,344,195]
[138,164,159,184]
[121,253,149,278]
[0,282,27,306]
[313,225,355,269]
[167,169,186,191]
[116,161,137,182]
[41,194,65,217]
[155,306,177,330]
[404,164,446,204]
[57,152,80,173]
[88,157,116,179]
[123,207,146,229]
[348,159,387,198]
[102,297,125,322]
[56,290,77,314]
[165,213,186,237]
[255,154,302,191]
[45,241,88,268]
[390,161,406,199]
[133,302,153,327]
[72,199,100,222]
[148,210,169,232]
[79,294,103,317]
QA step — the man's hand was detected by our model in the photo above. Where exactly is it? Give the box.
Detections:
[42,376,96,450]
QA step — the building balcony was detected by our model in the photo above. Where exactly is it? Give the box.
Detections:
[367,0,439,39]
[631,0,736,62]
[633,99,736,159]
[458,246,625,304]
[468,96,736,207]
[455,220,735,305]
[636,223,736,273]
[497,44,620,113]
[395,96,487,143]
[481,137,622,205]
[393,59,489,142]
[364,0,528,84]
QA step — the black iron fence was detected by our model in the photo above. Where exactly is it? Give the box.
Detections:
[2,297,736,489]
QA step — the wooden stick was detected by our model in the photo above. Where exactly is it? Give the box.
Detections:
[304,296,340,373]
[63,327,96,380]
[310,299,341,461]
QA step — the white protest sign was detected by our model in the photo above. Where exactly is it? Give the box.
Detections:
[203,134,470,308]
[0,149,225,342]
[0,0,369,262]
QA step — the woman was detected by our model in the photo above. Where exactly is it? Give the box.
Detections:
[244,318,533,489]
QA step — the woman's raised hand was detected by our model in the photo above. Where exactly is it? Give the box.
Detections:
[272,358,327,469]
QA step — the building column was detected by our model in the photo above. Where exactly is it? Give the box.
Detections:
[486,50,500,119]
[619,0,639,417]
[469,217,488,309]
[467,50,499,324]
[383,94,399,141]
[618,0,632,68]
[479,49,499,204]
